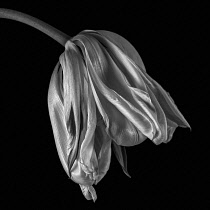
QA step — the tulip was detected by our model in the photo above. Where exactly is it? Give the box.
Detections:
[0,9,190,202]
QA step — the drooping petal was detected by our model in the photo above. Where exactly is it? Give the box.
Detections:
[48,62,70,175]
[93,120,112,184]
[112,141,130,177]
[73,30,190,146]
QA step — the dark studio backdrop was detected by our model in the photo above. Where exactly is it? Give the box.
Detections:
[0,1,207,209]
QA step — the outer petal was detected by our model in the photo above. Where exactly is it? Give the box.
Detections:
[48,61,70,175]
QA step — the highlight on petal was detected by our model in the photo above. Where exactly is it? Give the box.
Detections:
[48,30,190,202]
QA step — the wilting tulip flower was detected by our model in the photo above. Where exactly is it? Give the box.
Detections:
[0,9,190,202]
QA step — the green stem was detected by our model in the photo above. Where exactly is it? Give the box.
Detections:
[0,8,70,46]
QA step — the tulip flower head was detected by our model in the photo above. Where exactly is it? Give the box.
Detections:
[0,9,190,202]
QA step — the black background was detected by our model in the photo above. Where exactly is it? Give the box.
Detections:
[0,1,208,209]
